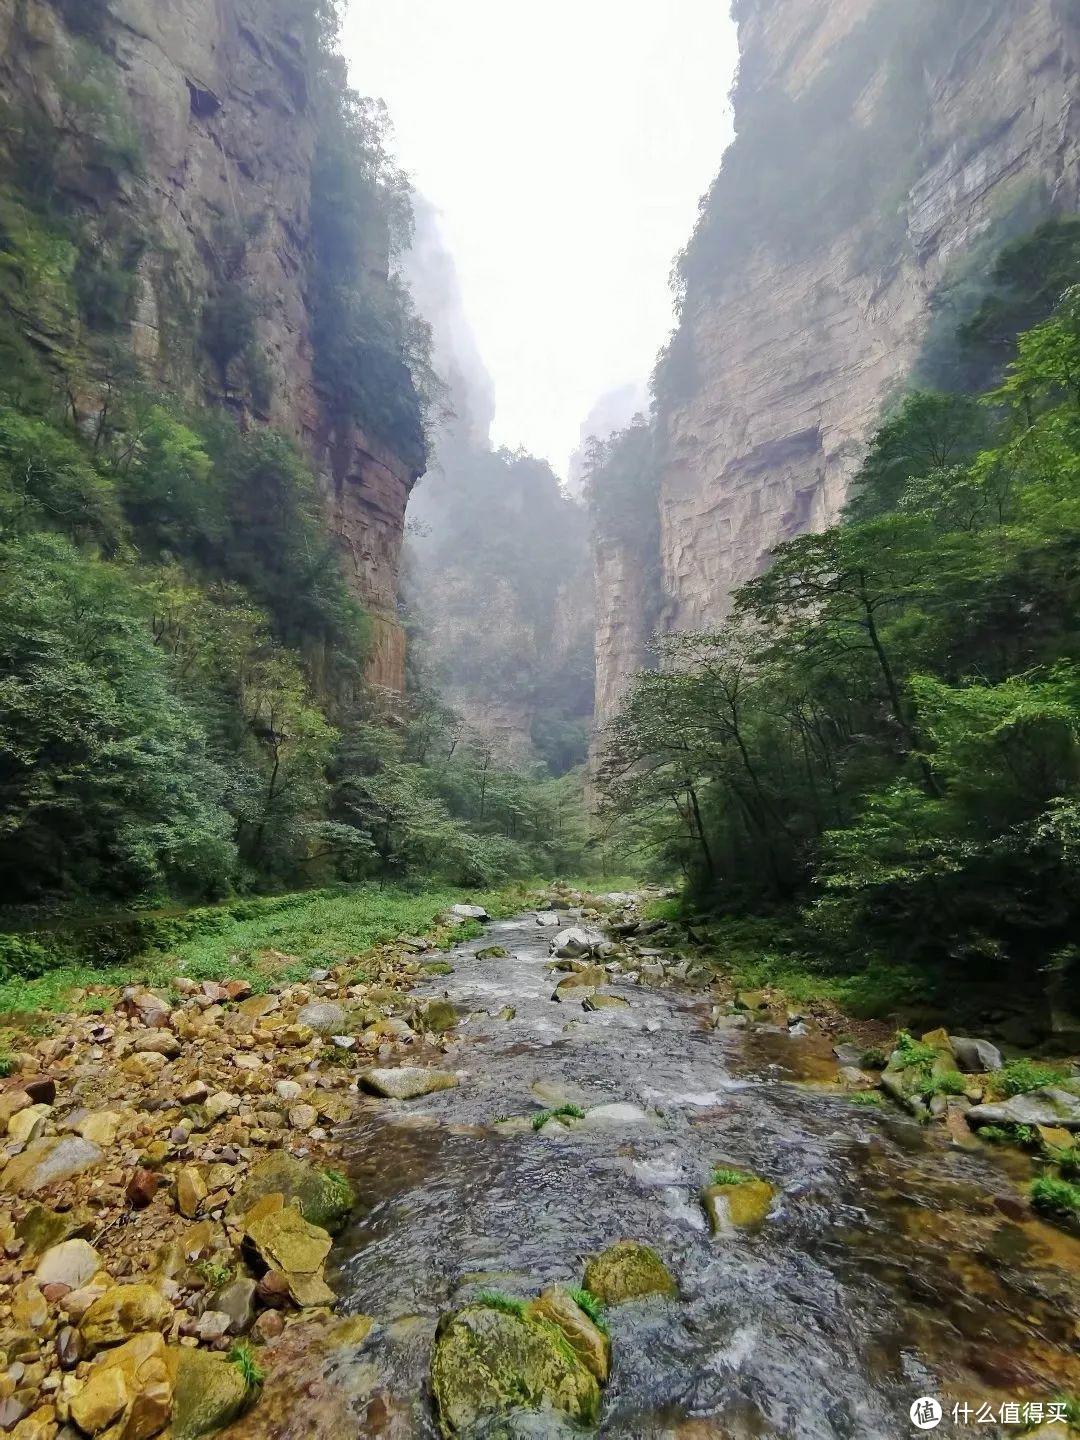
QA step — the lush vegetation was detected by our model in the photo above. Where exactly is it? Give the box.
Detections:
[601,264,1080,1011]
[0,0,603,958]
[0,880,532,1014]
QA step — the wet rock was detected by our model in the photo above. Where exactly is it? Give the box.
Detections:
[583,1241,676,1304]
[243,1203,333,1307]
[950,1036,1004,1073]
[493,1005,516,1021]
[251,1310,285,1343]
[418,999,458,1034]
[967,1089,1080,1131]
[582,993,629,1011]
[552,972,605,1002]
[34,1239,100,1291]
[1,1137,104,1195]
[431,1303,600,1436]
[296,1001,346,1035]
[475,945,508,960]
[550,927,603,959]
[324,1313,374,1347]
[528,1286,610,1382]
[534,912,561,927]
[168,1344,250,1440]
[360,1067,458,1101]
[79,1284,172,1353]
[701,1174,775,1232]
[581,1103,649,1128]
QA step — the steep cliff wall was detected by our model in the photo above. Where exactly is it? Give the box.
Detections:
[593,0,1080,732]
[0,0,420,689]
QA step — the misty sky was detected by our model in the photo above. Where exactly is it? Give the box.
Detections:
[340,1,738,475]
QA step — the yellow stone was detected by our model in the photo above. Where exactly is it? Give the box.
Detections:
[70,1364,129,1435]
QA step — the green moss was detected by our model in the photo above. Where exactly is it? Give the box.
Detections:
[532,1104,585,1131]
[848,1091,884,1107]
[473,1290,528,1318]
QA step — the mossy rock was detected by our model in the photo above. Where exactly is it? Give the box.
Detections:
[168,1344,251,1440]
[229,1154,354,1234]
[582,1241,676,1305]
[527,1286,610,1382]
[423,962,454,977]
[701,1176,775,1232]
[419,999,459,1034]
[431,1303,600,1436]
[476,945,509,960]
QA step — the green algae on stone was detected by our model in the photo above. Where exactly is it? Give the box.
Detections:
[527,1285,611,1382]
[229,1154,355,1234]
[476,945,509,960]
[431,1302,601,1436]
[418,999,459,1034]
[701,1172,775,1232]
[169,1344,252,1439]
[582,1240,676,1305]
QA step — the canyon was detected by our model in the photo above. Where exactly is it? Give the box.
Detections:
[0,0,420,690]
[592,0,1080,735]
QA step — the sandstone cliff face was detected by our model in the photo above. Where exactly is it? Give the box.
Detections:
[594,0,1080,731]
[0,0,419,689]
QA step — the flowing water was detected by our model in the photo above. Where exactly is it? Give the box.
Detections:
[239,914,1080,1439]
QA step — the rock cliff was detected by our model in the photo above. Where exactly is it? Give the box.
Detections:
[0,0,421,689]
[594,0,1080,733]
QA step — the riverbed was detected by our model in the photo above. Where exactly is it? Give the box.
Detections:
[234,913,1080,1438]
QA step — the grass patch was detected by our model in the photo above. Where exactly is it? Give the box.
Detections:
[859,1048,888,1070]
[568,1286,609,1335]
[990,1058,1065,1099]
[1030,1174,1080,1221]
[532,1104,586,1132]
[195,1259,234,1290]
[977,1123,1039,1148]
[892,1032,938,1071]
[473,1289,528,1317]
[0,880,528,1016]
[848,1091,884,1107]
[1046,1144,1080,1180]
[925,1071,967,1098]
[712,1166,751,1187]
[228,1342,265,1392]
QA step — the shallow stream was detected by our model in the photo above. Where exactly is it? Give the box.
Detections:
[236,914,1080,1438]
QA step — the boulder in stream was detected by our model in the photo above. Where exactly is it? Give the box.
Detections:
[431,1302,601,1436]
[361,1066,459,1100]
[528,1286,611,1382]
[701,1171,775,1232]
[582,1241,676,1305]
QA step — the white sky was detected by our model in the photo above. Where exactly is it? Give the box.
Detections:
[339,1,738,475]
